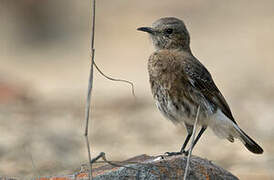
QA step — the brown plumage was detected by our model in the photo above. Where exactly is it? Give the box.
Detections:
[138,17,263,155]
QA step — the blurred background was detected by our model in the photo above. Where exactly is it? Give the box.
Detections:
[0,0,274,179]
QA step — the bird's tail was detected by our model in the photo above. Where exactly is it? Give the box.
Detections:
[233,124,264,154]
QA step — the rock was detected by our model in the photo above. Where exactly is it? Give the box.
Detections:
[90,154,238,180]
[0,154,239,180]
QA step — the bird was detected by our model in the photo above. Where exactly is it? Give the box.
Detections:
[137,17,263,155]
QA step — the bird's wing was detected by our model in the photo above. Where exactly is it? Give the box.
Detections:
[183,58,236,124]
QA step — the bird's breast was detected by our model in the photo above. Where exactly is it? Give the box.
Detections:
[148,50,214,125]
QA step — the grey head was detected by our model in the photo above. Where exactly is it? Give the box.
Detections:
[137,17,190,51]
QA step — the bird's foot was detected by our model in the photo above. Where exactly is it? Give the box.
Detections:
[165,151,182,156]
[183,150,189,156]
[165,150,189,156]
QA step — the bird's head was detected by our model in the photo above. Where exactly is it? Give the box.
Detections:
[137,17,190,51]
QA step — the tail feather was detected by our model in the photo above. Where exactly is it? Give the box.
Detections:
[235,125,264,154]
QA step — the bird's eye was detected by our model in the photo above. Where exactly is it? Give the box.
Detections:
[164,28,173,35]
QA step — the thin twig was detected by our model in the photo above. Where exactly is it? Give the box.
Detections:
[100,153,140,172]
[83,160,164,165]
[84,135,93,180]
[93,61,136,98]
[90,152,105,164]
[80,153,162,178]
[84,0,136,178]
[85,0,96,139]
[84,0,96,179]
[183,105,200,180]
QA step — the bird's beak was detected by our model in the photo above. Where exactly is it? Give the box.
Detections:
[137,27,155,34]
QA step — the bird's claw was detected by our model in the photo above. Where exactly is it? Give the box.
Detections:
[165,151,182,156]
[183,150,189,156]
[165,150,189,156]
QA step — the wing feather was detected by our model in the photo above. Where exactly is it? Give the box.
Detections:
[183,58,236,124]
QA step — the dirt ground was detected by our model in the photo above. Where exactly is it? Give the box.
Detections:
[0,1,274,179]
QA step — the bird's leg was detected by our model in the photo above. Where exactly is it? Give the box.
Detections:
[165,124,193,156]
[165,132,192,156]
[180,133,192,153]
[183,126,207,156]
[179,124,194,154]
